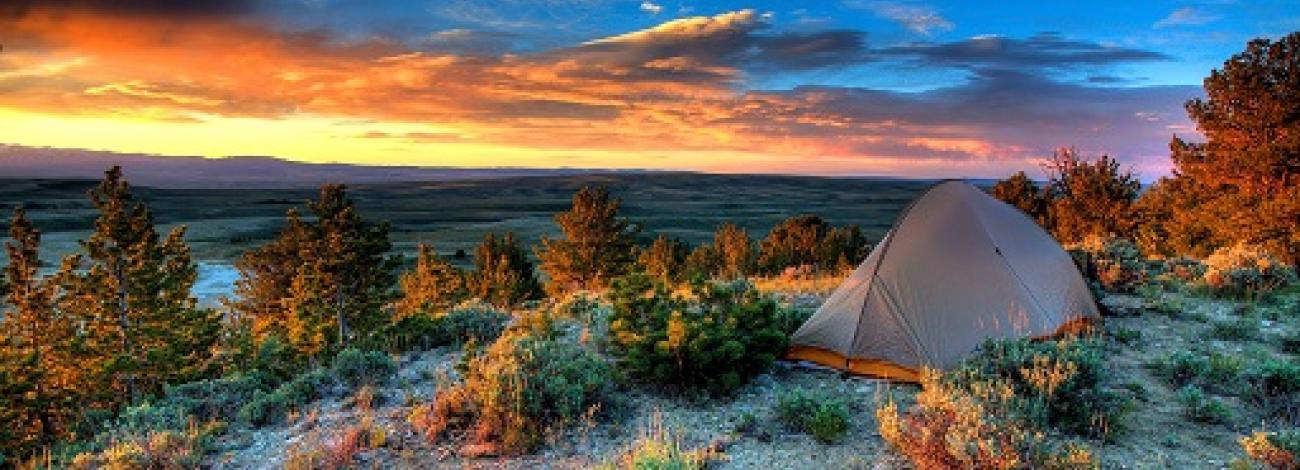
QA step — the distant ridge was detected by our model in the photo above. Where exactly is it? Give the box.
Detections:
[0,145,637,189]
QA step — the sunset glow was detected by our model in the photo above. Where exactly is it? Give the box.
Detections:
[2,1,1295,178]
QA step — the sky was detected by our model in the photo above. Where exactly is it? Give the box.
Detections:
[0,0,1296,180]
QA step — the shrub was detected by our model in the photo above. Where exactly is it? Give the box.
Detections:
[409,328,617,454]
[1237,430,1300,470]
[436,302,511,345]
[1202,243,1298,299]
[596,414,716,470]
[1151,350,1211,387]
[164,373,270,423]
[756,215,867,274]
[956,336,1121,437]
[1245,359,1300,424]
[1160,256,1207,284]
[876,370,1100,470]
[69,428,214,470]
[332,348,397,388]
[776,389,850,443]
[606,274,792,395]
[1178,385,1234,424]
[1210,317,1262,341]
[1070,235,1148,293]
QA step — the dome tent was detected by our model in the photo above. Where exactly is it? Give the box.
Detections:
[787,180,1099,381]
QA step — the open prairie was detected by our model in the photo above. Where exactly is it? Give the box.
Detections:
[0,173,934,262]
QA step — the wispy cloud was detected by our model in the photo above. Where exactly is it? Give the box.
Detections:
[639,1,663,15]
[853,1,954,36]
[1154,7,1219,28]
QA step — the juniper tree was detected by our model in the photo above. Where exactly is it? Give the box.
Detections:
[468,232,541,307]
[683,243,721,281]
[63,166,219,403]
[536,186,638,294]
[757,215,828,273]
[396,243,466,318]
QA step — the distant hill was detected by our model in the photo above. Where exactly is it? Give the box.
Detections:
[0,145,631,189]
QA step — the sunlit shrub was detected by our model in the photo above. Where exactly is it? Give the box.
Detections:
[594,413,717,470]
[1236,430,1300,470]
[408,326,616,455]
[1202,243,1298,299]
[1070,235,1148,293]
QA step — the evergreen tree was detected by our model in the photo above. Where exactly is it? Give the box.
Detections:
[396,243,466,318]
[232,185,398,361]
[819,225,869,272]
[636,235,688,285]
[0,208,75,460]
[713,223,753,279]
[1040,148,1141,245]
[63,166,218,403]
[757,215,828,273]
[1141,33,1300,261]
[468,232,541,307]
[536,186,638,294]
[682,244,721,281]
[991,171,1049,225]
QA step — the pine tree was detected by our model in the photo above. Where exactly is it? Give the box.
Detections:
[536,186,638,294]
[232,185,398,361]
[396,243,466,318]
[991,171,1049,225]
[0,208,75,460]
[636,235,688,285]
[682,244,721,281]
[713,223,753,279]
[1141,33,1300,261]
[63,166,219,403]
[468,232,541,307]
[1040,148,1140,244]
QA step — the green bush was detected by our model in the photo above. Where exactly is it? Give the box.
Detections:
[607,274,792,395]
[165,373,271,423]
[1245,359,1300,423]
[1209,317,1261,341]
[436,303,511,345]
[955,336,1122,438]
[332,348,397,388]
[776,389,850,443]
[1178,385,1234,424]
[1151,350,1211,387]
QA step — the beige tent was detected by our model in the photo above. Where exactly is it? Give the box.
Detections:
[787,180,1099,381]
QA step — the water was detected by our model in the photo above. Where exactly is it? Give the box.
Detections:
[195,262,239,307]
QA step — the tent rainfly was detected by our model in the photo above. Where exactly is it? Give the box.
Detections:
[787,180,1099,381]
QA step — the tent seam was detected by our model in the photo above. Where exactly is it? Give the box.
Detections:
[962,191,1055,331]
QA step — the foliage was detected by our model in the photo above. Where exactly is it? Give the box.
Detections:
[1040,148,1141,244]
[1070,235,1148,294]
[1208,317,1262,341]
[776,388,850,443]
[876,368,1101,470]
[466,231,543,307]
[1201,243,1298,299]
[713,222,754,279]
[1244,358,1300,425]
[595,414,716,470]
[606,274,793,395]
[1138,32,1300,262]
[1178,385,1234,424]
[361,301,509,354]
[409,326,616,454]
[1237,430,1300,470]
[681,244,720,282]
[233,184,399,362]
[954,336,1122,438]
[991,171,1049,224]
[537,186,639,294]
[396,243,467,318]
[755,215,868,274]
[331,348,397,388]
[636,235,689,285]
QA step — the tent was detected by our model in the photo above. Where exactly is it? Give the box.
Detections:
[787,180,1099,381]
